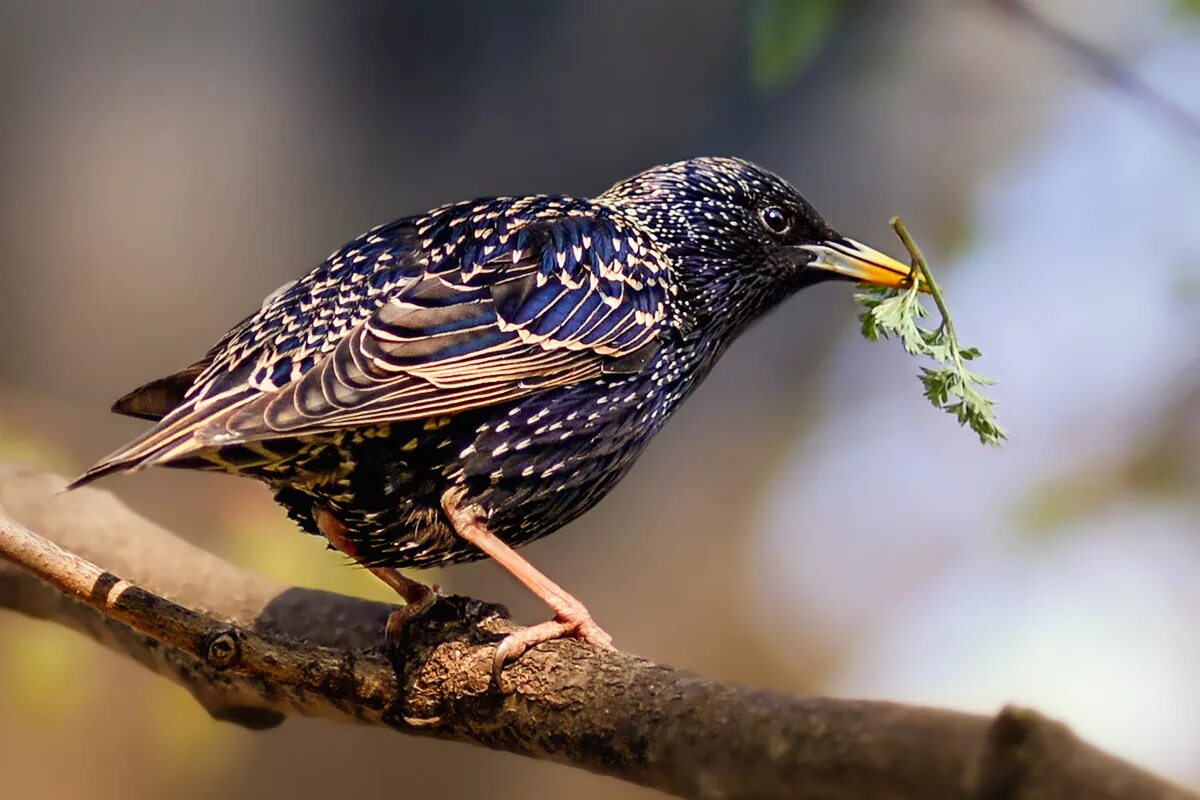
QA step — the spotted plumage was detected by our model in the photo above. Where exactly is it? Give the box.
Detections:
[76,157,912,610]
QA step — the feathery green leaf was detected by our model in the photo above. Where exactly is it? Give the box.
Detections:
[854,219,1006,446]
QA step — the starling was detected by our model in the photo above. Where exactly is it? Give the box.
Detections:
[74,157,914,673]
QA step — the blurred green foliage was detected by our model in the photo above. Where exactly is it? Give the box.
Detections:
[145,676,247,782]
[218,496,434,602]
[1178,0,1200,17]
[749,0,845,87]
[1016,403,1197,539]
[0,416,72,473]
[1,617,94,723]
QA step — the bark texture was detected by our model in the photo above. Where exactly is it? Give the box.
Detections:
[0,464,1193,800]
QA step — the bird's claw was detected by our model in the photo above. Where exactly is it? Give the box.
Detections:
[382,585,442,642]
[491,614,615,685]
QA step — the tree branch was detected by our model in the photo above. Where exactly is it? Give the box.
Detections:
[990,0,1200,148]
[0,463,1192,800]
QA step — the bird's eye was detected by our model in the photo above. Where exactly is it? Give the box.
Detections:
[760,206,792,236]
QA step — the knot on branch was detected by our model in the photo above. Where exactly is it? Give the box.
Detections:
[204,629,242,670]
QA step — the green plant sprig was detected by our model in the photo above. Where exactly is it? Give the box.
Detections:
[854,218,1007,446]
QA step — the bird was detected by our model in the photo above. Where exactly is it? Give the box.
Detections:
[73,157,914,676]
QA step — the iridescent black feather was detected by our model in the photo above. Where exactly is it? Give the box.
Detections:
[78,157,848,567]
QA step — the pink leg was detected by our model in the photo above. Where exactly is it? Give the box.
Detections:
[441,488,615,681]
[314,507,438,638]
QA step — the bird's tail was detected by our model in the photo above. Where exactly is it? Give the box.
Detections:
[109,362,211,422]
[68,391,254,489]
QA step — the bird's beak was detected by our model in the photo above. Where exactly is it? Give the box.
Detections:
[800,238,924,290]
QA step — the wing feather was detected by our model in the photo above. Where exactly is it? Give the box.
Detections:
[77,198,671,480]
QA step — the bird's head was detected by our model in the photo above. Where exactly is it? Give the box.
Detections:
[599,156,915,331]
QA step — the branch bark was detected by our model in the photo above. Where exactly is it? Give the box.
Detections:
[0,463,1192,800]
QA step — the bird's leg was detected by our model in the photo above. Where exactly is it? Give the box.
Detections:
[314,507,438,639]
[441,487,615,681]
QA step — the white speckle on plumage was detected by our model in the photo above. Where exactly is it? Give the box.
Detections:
[97,157,830,576]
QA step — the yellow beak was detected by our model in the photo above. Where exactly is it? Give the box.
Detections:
[801,238,923,290]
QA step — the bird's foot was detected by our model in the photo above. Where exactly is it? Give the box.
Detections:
[383,582,441,641]
[314,506,445,642]
[492,605,615,684]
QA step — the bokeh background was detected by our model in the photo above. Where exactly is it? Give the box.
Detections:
[2,1,1199,796]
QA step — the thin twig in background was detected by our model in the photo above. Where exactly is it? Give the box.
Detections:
[991,0,1200,147]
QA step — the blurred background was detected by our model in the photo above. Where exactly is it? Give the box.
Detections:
[2,0,1199,796]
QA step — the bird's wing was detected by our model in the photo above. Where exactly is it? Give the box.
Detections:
[109,310,260,421]
[109,359,213,421]
[74,201,670,482]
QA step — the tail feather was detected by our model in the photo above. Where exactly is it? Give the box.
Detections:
[110,362,209,422]
[68,453,153,489]
[69,389,256,490]
[69,418,207,489]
